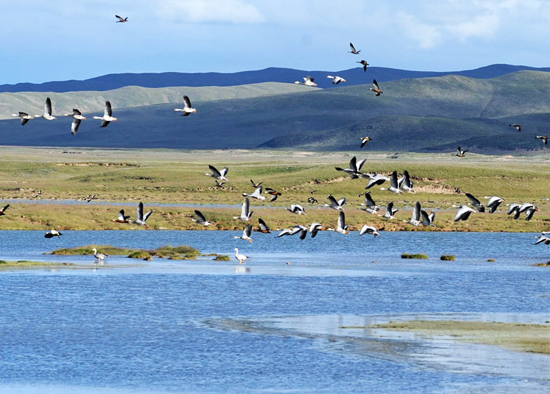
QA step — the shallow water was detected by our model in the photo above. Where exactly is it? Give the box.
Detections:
[0,230,548,393]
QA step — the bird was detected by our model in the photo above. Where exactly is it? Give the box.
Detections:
[215,180,226,188]
[486,196,505,213]
[192,210,211,226]
[357,60,369,72]
[536,136,548,145]
[335,156,367,179]
[534,235,550,245]
[398,170,415,193]
[0,204,9,215]
[456,147,468,157]
[295,76,317,87]
[265,187,282,202]
[174,95,196,116]
[465,193,485,212]
[325,194,346,210]
[360,137,372,148]
[136,202,153,226]
[34,190,42,198]
[380,171,402,193]
[421,210,436,227]
[206,165,229,181]
[234,224,253,243]
[286,204,306,215]
[334,211,349,234]
[369,79,383,96]
[307,196,318,204]
[348,42,361,54]
[383,202,399,220]
[234,198,253,221]
[93,101,117,127]
[454,205,476,221]
[112,209,131,223]
[84,195,96,203]
[258,218,271,233]
[250,179,263,188]
[277,225,306,238]
[361,192,379,216]
[44,230,62,238]
[12,111,33,125]
[93,248,108,261]
[509,124,521,132]
[309,223,323,238]
[35,97,56,120]
[64,109,86,135]
[115,15,128,22]
[242,186,265,200]
[404,202,422,226]
[327,75,346,84]
[518,203,539,221]
[365,173,390,190]
[234,248,248,264]
[359,225,380,236]
[507,203,521,219]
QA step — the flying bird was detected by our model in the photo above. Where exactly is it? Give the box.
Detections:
[361,192,379,216]
[309,223,323,238]
[359,225,380,236]
[486,196,505,213]
[36,97,56,120]
[360,137,372,148]
[0,204,9,215]
[536,136,548,145]
[234,198,253,221]
[242,186,265,201]
[420,210,436,227]
[327,75,346,84]
[174,95,196,116]
[294,76,317,87]
[398,170,415,193]
[258,218,271,233]
[380,171,402,193]
[93,101,117,127]
[44,230,62,238]
[192,210,211,226]
[383,202,398,220]
[357,60,369,72]
[405,202,422,226]
[335,156,367,179]
[456,147,468,158]
[334,211,349,234]
[454,205,476,221]
[12,112,33,125]
[265,187,282,202]
[370,79,383,96]
[325,194,346,210]
[250,179,263,188]
[286,204,306,215]
[348,43,361,54]
[365,173,390,190]
[112,209,131,223]
[509,124,521,132]
[234,224,253,243]
[136,202,153,226]
[115,15,128,22]
[206,165,229,181]
[64,109,86,135]
[465,193,485,212]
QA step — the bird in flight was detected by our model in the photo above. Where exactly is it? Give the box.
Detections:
[357,60,369,72]
[370,79,383,96]
[348,43,361,54]
[116,15,128,23]
[509,124,521,132]
[536,135,548,145]
[455,147,468,157]
[12,112,33,126]
[360,137,372,148]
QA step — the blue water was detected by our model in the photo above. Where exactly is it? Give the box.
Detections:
[0,230,548,393]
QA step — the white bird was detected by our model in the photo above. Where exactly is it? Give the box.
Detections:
[507,203,521,219]
[404,202,422,226]
[136,202,153,226]
[398,170,415,193]
[380,171,402,193]
[359,225,380,236]
[12,111,33,125]
[234,198,253,221]
[112,209,131,223]
[36,97,56,120]
[383,202,398,220]
[277,225,306,238]
[365,173,390,190]
[466,193,485,212]
[534,235,550,245]
[454,205,476,221]
[329,211,349,234]
[327,75,346,84]
[335,156,368,179]
[286,204,306,215]
[242,186,265,200]
[420,210,436,227]
[93,101,117,127]
[44,230,62,238]
[192,210,211,226]
[295,76,317,87]
[234,224,253,243]
[234,248,249,264]
[361,192,379,216]
[325,194,346,210]
[64,109,86,135]
[486,196,505,213]
[174,95,196,116]
[93,248,108,261]
[309,223,324,238]
[525,207,538,221]
[206,165,229,181]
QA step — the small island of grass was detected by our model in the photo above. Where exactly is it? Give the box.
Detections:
[401,253,428,259]
[51,244,201,260]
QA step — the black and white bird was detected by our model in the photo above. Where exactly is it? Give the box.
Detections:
[334,211,349,234]
[309,223,324,238]
[398,170,415,193]
[325,194,346,210]
[112,209,131,223]
[536,136,548,145]
[234,198,253,221]
[380,171,402,193]
[466,193,485,212]
[335,156,367,179]
[370,79,383,96]
[174,96,196,116]
[115,15,128,22]
[534,235,550,245]
[383,202,398,220]
[360,137,372,148]
[93,248,108,261]
[206,165,229,181]
[357,60,369,72]
[456,147,468,157]
[12,111,33,125]
[507,203,521,219]
[361,192,379,216]
[258,218,271,233]
[421,210,436,227]
[486,196,505,213]
[454,205,476,221]
[348,42,361,54]
[327,75,346,84]
[365,174,390,190]
[36,97,56,120]
[44,230,62,238]
[294,76,317,87]
[509,124,521,132]
[250,179,263,188]
[192,210,211,226]
[64,109,86,135]
[93,101,117,127]
[286,204,306,215]
[0,204,9,215]
[277,225,307,239]
[359,225,380,236]
[404,202,422,226]
[265,187,282,202]
[136,202,153,226]
[518,203,539,221]
[242,186,265,200]
[234,224,253,243]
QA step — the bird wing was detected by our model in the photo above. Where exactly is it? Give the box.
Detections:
[412,201,420,221]
[183,95,192,108]
[208,165,221,178]
[194,210,206,223]
[507,204,519,215]
[386,202,394,214]
[365,192,376,208]
[100,120,110,128]
[71,118,81,134]
[525,208,536,221]
[403,170,412,188]
[327,195,338,208]
[0,204,9,213]
[115,15,123,20]
[45,97,53,116]
[21,118,29,125]
[73,109,82,116]
[143,210,153,221]
[117,210,125,221]
[104,101,113,117]
[372,79,380,90]
[486,196,502,208]
[258,218,270,232]
[338,211,346,230]
[454,206,473,221]
[356,158,367,172]
[137,202,144,221]
[350,43,356,52]
[244,224,252,237]
[390,171,399,189]
[220,167,229,177]
[465,193,481,207]
[420,210,430,226]
[349,156,358,172]
[252,186,263,197]
[337,198,346,207]
[242,198,250,217]
[428,211,435,223]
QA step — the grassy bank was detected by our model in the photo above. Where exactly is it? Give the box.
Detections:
[51,244,201,260]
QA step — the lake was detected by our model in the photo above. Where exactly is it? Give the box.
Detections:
[0,230,548,393]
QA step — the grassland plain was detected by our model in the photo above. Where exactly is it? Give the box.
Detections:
[0,147,549,232]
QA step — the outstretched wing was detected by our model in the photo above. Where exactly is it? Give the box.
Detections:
[183,95,192,109]
[104,101,113,117]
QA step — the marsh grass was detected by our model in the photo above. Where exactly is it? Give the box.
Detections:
[51,244,199,260]
[440,255,456,261]
[401,253,429,259]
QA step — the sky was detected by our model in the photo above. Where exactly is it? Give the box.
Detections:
[1,0,550,85]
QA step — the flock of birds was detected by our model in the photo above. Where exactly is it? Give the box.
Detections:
[3,27,549,263]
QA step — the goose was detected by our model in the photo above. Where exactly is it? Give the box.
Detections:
[93,248,108,261]
[507,203,521,219]
[365,173,390,190]
[404,201,421,226]
[64,109,86,135]
[334,211,349,234]
[509,124,521,132]
[234,248,248,264]
[215,180,226,188]
[454,205,476,221]
[0,204,9,215]
[525,207,538,221]
[359,225,380,236]
[534,235,550,245]
[456,147,468,157]
[369,79,383,96]
[486,196,505,213]
[84,194,96,203]
[357,60,369,72]
[309,223,323,238]
[115,15,128,22]
[383,202,398,219]
[36,97,56,120]
[307,196,318,205]
[34,190,42,198]
[234,224,253,243]
[518,203,538,213]
[398,170,415,193]
[294,76,317,87]
[465,193,485,212]
[192,210,210,226]
[361,192,379,216]
[327,75,346,84]
[174,95,196,116]
[335,156,367,179]
[536,136,548,145]
[250,179,263,188]
[325,194,346,210]
[518,203,539,221]
[258,218,271,233]
[242,186,265,200]
[277,225,306,238]
[360,137,372,148]
[112,209,131,223]
[265,187,282,202]
[286,204,306,215]
[12,111,33,125]
[380,171,401,193]
[206,165,229,181]
[136,202,153,226]
[348,42,361,54]
[234,198,253,221]
[421,210,436,227]
[93,101,117,127]
[44,230,62,238]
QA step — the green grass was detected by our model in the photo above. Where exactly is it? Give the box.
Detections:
[50,244,199,260]
[401,253,429,259]
[440,255,456,261]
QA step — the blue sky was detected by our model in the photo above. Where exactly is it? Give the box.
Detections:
[1,0,549,84]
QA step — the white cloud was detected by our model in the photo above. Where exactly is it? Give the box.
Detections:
[396,13,443,49]
[157,0,265,24]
